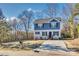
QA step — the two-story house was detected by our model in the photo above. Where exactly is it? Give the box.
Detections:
[34,18,62,39]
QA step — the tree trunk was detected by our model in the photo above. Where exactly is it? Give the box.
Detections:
[70,15,74,39]
[24,24,28,40]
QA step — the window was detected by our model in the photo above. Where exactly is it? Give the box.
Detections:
[35,32,40,34]
[56,23,58,27]
[51,22,60,29]
[42,24,44,28]
[51,22,57,28]
[38,24,42,27]
[42,32,47,36]
[53,31,59,36]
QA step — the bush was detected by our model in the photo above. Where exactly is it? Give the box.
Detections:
[61,32,72,38]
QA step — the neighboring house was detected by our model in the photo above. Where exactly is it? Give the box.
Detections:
[33,18,62,39]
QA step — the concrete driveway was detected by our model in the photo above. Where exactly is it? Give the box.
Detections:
[43,40,67,49]
[34,40,68,52]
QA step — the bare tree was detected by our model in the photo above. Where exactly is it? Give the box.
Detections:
[45,3,59,18]
[9,17,18,40]
[61,4,75,38]
[18,10,33,39]
[34,10,49,19]
[62,4,74,20]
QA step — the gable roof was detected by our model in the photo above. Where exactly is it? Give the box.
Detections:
[34,17,61,24]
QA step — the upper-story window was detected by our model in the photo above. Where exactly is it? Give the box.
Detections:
[51,22,57,28]
[38,24,42,27]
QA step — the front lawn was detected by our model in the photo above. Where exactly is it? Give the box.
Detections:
[1,40,45,50]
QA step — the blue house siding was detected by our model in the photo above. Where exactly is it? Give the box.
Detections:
[34,23,50,30]
[34,18,62,39]
[34,22,60,30]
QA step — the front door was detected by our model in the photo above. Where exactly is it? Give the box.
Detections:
[53,31,59,39]
[49,32,52,38]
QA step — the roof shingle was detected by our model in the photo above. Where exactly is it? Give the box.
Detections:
[34,17,61,24]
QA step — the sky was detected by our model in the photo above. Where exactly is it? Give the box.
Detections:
[0,3,47,18]
[0,3,73,19]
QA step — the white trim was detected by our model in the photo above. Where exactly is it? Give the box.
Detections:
[48,18,61,23]
[34,29,61,32]
[34,30,61,39]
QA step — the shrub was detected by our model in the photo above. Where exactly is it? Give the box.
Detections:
[61,32,72,38]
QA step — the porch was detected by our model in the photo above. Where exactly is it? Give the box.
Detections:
[34,30,61,40]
